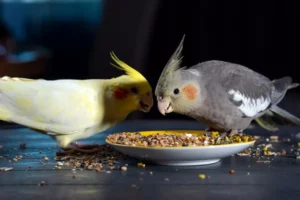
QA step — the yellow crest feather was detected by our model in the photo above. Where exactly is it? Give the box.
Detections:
[110,51,146,82]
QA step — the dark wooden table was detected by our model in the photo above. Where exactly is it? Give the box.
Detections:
[0,120,300,200]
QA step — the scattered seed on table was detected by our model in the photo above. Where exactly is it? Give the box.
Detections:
[38,181,45,186]
[137,162,146,168]
[198,174,206,179]
[120,166,127,171]
[54,166,61,170]
[229,169,235,174]
[95,167,101,172]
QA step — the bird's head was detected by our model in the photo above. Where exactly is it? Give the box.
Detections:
[155,35,202,116]
[109,52,153,113]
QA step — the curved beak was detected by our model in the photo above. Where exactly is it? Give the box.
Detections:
[138,93,153,112]
[157,98,173,116]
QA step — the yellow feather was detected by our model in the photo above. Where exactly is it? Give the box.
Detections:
[109,51,147,82]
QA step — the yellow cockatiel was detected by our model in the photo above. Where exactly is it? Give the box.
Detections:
[0,52,153,153]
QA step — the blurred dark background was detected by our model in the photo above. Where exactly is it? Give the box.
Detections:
[1,0,300,122]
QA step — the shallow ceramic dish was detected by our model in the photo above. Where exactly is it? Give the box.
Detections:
[106,130,255,166]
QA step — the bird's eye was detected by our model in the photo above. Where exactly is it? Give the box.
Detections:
[131,87,138,94]
[173,88,180,95]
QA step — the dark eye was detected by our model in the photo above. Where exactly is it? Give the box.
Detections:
[173,88,180,95]
[131,87,138,94]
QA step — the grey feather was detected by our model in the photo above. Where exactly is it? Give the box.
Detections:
[270,77,292,105]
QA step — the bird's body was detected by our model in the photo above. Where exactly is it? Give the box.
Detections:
[0,52,153,152]
[155,35,300,134]
[184,60,293,132]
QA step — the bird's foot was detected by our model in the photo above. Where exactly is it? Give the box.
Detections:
[204,127,218,137]
[56,142,106,156]
[220,129,243,138]
[228,129,239,137]
[215,130,242,144]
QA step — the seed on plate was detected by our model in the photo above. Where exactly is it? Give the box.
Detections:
[198,174,206,179]
[72,175,76,179]
[164,178,169,181]
[270,136,278,142]
[44,157,49,161]
[106,132,255,147]
[149,171,153,175]
[131,184,137,188]
[229,169,235,174]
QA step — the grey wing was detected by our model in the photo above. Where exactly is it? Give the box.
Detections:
[189,60,274,118]
[219,64,273,118]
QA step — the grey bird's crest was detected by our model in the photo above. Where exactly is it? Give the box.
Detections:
[155,35,186,96]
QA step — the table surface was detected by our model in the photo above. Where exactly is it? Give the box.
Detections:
[0,120,300,200]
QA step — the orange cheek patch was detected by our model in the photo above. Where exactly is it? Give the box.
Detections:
[182,84,197,100]
[113,87,129,100]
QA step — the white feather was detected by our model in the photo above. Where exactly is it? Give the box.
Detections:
[228,89,270,117]
[189,69,200,76]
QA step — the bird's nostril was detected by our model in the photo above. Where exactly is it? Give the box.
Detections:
[158,96,164,101]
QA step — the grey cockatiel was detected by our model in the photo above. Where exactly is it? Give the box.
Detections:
[155,35,300,136]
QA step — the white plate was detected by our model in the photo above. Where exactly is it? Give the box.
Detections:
[106,130,255,166]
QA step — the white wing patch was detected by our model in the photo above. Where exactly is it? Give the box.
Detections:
[228,89,270,117]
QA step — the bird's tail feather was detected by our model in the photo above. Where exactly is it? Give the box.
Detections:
[269,105,300,125]
[254,105,300,131]
[288,83,299,90]
[254,111,279,131]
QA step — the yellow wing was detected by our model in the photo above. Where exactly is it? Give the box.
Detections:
[0,77,103,135]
